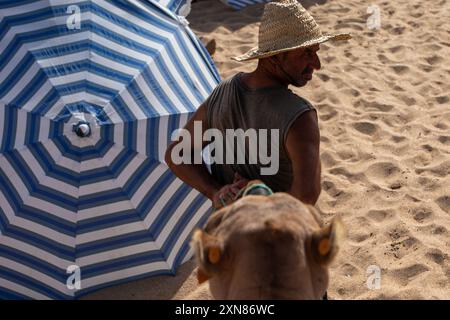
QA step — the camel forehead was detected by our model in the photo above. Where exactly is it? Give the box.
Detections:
[213,193,321,240]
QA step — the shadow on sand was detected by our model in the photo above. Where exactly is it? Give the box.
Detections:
[189,0,328,33]
[81,259,197,300]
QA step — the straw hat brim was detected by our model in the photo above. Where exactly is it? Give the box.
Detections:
[232,33,351,62]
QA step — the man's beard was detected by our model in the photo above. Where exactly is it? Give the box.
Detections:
[279,64,312,87]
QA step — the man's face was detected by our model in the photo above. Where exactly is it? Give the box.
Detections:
[276,44,321,87]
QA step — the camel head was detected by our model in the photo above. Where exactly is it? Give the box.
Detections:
[191,191,343,299]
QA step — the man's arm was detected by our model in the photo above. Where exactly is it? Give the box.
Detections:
[285,109,322,205]
[165,103,221,201]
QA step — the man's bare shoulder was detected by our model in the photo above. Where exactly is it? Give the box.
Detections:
[286,107,319,146]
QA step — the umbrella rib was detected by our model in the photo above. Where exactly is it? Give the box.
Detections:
[75,144,174,273]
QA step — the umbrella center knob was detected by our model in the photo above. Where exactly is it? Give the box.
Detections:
[73,122,91,138]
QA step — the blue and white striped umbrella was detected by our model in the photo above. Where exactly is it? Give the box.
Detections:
[222,0,272,10]
[0,0,220,299]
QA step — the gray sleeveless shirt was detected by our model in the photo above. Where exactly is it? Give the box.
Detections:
[204,72,315,192]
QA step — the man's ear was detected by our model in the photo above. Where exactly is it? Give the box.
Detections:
[191,229,224,284]
[310,218,344,266]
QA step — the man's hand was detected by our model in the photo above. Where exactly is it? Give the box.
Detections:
[212,173,249,209]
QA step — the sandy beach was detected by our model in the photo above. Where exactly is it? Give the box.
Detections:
[83,0,450,300]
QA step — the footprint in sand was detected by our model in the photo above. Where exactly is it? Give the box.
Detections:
[377,54,392,64]
[316,73,330,82]
[435,95,449,104]
[415,160,450,178]
[435,196,450,214]
[418,224,449,236]
[350,231,373,243]
[410,206,434,223]
[386,227,421,260]
[356,98,393,112]
[320,151,338,168]
[421,144,434,153]
[340,263,359,277]
[352,122,378,135]
[392,84,406,91]
[342,88,360,97]
[425,249,448,265]
[416,176,440,192]
[329,167,362,183]
[418,64,434,73]
[336,148,357,161]
[317,104,337,121]
[434,121,448,130]
[390,64,410,75]
[407,20,421,28]
[367,162,401,179]
[394,94,416,106]
[391,135,407,143]
[322,55,336,64]
[367,209,394,222]
[390,264,429,286]
[389,26,406,35]
[438,136,450,144]
[425,55,443,65]
[388,45,405,54]
[321,180,346,199]
[432,225,448,235]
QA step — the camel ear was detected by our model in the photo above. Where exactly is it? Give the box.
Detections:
[310,218,344,266]
[191,229,224,284]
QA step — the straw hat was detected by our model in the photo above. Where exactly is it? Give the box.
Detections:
[233,0,351,62]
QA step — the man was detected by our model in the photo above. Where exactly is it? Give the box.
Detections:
[165,0,350,209]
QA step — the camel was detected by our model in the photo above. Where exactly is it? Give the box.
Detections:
[190,181,344,300]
